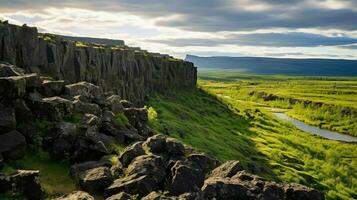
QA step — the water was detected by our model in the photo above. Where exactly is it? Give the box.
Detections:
[273,112,357,143]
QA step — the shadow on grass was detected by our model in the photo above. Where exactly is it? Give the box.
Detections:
[146,87,277,179]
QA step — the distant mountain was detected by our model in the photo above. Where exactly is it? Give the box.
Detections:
[60,35,125,46]
[185,54,357,76]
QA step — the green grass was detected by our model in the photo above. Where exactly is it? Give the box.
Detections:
[198,73,357,136]
[146,87,357,200]
[1,149,77,198]
[115,113,129,126]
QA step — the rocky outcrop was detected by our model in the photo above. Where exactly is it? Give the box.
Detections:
[0,23,197,102]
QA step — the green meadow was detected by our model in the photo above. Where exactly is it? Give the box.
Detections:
[146,73,357,200]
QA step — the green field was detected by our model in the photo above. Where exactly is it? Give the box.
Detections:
[146,74,357,200]
[199,71,357,136]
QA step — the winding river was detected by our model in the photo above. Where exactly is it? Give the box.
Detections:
[273,112,357,143]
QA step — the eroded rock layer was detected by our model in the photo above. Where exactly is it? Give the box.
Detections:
[0,23,197,102]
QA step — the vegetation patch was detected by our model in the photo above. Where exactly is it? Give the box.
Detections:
[1,149,77,198]
[115,113,129,126]
[146,87,357,200]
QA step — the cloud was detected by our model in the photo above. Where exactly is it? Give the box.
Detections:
[0,0,356,59]
[148,32,357,47]
[1,0,357,32]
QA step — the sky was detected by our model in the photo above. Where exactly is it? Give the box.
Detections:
[0,0,357,59]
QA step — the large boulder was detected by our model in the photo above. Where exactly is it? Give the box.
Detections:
[0,76,26,100]
[201,177,250,200]
[29,96,73,121]
[78,166,113,192]
[73,99,102,115]
[284,183,325,200]
[55,191,94,200]
[79,113,101,135]
[11,170,43,200]
[70,160,112,179]
[143,134,185,156]
[43,122,78,159]
[169,160,205,195]
[104,95,124,114]
[118,141,145,167]
[0,108,16,134]
[187,153,221,175]
[65,82,102,100]
[0,63,24,77]
[125,155,166,186]
[105,155,166,198]
[0,130,26,160]
[22,73,41,91]
[13,99,33,122]
[123,108,148,135]
[39,80,65,96]
[210,160,244,178]
[105,174,157,198]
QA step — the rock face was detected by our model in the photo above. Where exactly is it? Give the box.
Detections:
[0,23,197,102]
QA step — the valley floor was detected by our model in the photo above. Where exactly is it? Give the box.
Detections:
[146,87,357,200]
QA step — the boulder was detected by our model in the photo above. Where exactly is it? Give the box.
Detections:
[22,73,41,91]
[187,153,221,175]
[100,121,125,145]
[165,138,185,156]
[55,191,94,200]
[120,100,133,108]
[13,99,33,122]
[143,135,185,156]
[106,192,132,200]
[70,138,109,163]
[118,141,145,167]
[143,134,167,154]
[106,155,166,198]
[201,177,250,200]
[169,160,205,195]
[284,183,325,200]
[0,76,26,100]
[65,82,102,100]
[73,100,102,115]
[29,96,73,121]
[105,95,124,114]
[79,113,101,135]
[11,170,43,200]
[0,130,26,160]
[43,122,77,159]
[123,108,148,134]
[0,63,24,77]
[78,166,113,192]
[87,133,118,153]
[0,108,16,134]
[105,174,157,198]
[39,80,65,96]
[125,155,166,186]
[71,160,111,177]
[210,160,244,178]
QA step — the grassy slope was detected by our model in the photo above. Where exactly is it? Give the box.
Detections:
[146,88,357,200]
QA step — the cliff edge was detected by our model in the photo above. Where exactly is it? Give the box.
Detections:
[0,22,197,102]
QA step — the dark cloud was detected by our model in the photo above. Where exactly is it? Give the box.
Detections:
[1,0,357,31]
[148,32,357,47]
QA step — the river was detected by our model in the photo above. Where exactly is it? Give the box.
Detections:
[273,112,357,143]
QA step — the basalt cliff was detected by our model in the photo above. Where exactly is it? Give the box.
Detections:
[0,22,196,102]
[0,21,324,200]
